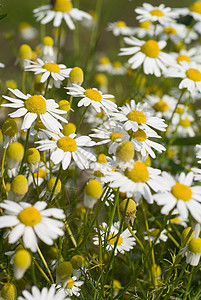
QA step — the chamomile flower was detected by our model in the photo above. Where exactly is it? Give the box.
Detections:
[132,21,154,39]
[176,114,195,137]
[2,89,67,132]
[195,144,201,164]
[25,58,71,84]
[18,21,38,40]
[176,2,201,22]
[19,285,70,300]
[2,118,18,148]
[93,221,136,255]
[0,200,65,252]
[34,0,92,29]
[107,21,134,36]
[42,36,55,58]
[36,130,96,170]
[144,228,168,244]
[57,276,84,297]
[67,84,117,113]
[166,61,201,93]
[169,209,188,227]
[119,37,172,77]
[146,94,177,119]
[84,179,103,208]
[110,99,167,134]
[103,161,167,203]
[157,23,187,43]
[110,61,127,75]
[96,57,112,72]
[135,3,177,25]
[172,48,201,66]
[153,172,201,223]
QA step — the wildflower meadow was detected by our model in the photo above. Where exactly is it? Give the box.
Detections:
[1,0,201,299]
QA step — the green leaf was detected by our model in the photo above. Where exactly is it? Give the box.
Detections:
[173,135,201,146]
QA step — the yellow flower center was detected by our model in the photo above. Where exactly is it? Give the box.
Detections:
[99,57,110,65]
[190,2,201,14]
[175,107,184,114]
[7,142,24,161]
[85,179,103,198]
[69,67,84,85]
[108,233,123,246]
[179,118,191,127]
[34,120,46,131]
[125,161,149,183]
[66,278,75,289]
[116,141,135,162]
[186,68,201,82]
[181,227,193,245]
[56,261,73,279]
[2,119,18,137]
[153,100,169,112]
[27,148,40,164]
[25,95,47,115]
[62,123,76,136]
[57,136,77,152]
[110,132,127,142]
[176,55,191,64]
[171,182,192,201]
[113,61,123,68]
[47,178,61,194]
[14,249,31,269]
[132,129,147,142]
[119,198,137,218]
[188,238,201,253]
[141,40,160,58]
[84,88,102,102]
[1,283,17,300]
[127,110,147,123]
[163,27,177,35]
[54,0,73,12]
[18,206,41,226]
[94,170,104,177]
[116,21,126,27]
[18,44,32,60]
[43,36,54,46]
[11,175,28,195]
[150,229,160,237]
[34,168,47,178]
[97,153,107,163]
[150,9,165,17]
[43,62,60,73]
[140,21,151,29]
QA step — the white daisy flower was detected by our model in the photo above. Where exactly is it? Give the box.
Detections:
[109,61,127,75]
[119,36,173,77]
[107,21,134,36]
[25,58,71,84]
[153,171,201,223]
[169,209,188,227]
[57,276,84,297]
[67,84,117,113]
[195,144,201,164]
[19,285,70,300]
[157,23,187,43]
[0,62,5,68]
[34,0,92,29]
[19,22,38,41]
[180,224,201,266]
[135,3,177,25]
[96,57,112,73]
[176,2,201,22]
[166,61,201,93]
[144,228,168,244]
[176,114,195,137]
[131,21,154,39]
[93,221,136,255]
[2,89,67,132]
[36,130,96,170]
[103,161,167,203]
[171,48,201,66]
[0,200,65,252]
[42,36,55,58]
[146,94,177,119]
[110,99,167,135]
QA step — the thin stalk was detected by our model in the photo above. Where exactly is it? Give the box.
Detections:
[75,105,89,134]
[167,90,184,129]
[56,24,62,63]
[66,95,73,120]
[1,147,7,194]
[19,128,30,174]
[21,70,26,94]
[31,255,37,286]
[183,266,194,300]
[32,257,52,284]
[44,76,50,98]
[31,173,40,198]
[48,163,63,205]
[37,245,54,283]
[65,221,77,248]
[127,224,145,253]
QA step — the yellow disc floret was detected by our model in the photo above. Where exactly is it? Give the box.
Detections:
[116,21,126,27]
[25,95,47,114]
[59,100,71,112]
[179,118,191,127]
[69,67,84,85]
[141,40,160,58]
[150,229,160,237]
[62,123,76,136]
[7,142,24,161]
[97,153,107,163]
[181,227,193,245]
[6,80,17,89]
[99,57,110,65]
[11,175,28,195]
[1,283,17,300]
[56,261,73,279]
[171,182,192,201]
[110,132,127,142]
[43,36,54,46]
[47,177,61,194]
[119,198,137,219]
[150,9,165,17]
[43,62,60,73]
[84,88,102,102]
[140,21,151,29]
[57,136,77,152]
[95,73,108,86]
[18,206,41,226]
[70,255,85,269]
[133,129,147,142]
[113,61,123,68]
[186,68,201,81]
[125,162,149,183]
[188,237,201,253]
[14,249,31,269]
[54,0,73,12]
[108,233,123,246]
[34,168,47,178]
[66,278,75,289]
[153,100,169,112]
[18,44,32,60]
[190,2,201,14]
[163,27,177,35]
[116,141,135,162]
[85,179,103,198]
[27,148,40,164]
[176,55,191,64]
[127,110,147,123]
[2,119,18,137]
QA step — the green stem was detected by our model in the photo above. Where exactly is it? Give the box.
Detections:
[65,221,77,248]
[32,257,51,284]
[183,266,194,300]
[56,24,62,63]
[19,128,30,174]
[66,95,73,120]
[75,105,89,134]
[31,255,37,286]
[127,224,145,253]
[32,173,40,198]
[167,90,185,129]
[37,246,54,283]
[1,147,7,194]
[48,163,63,205]
[44,76,50,98]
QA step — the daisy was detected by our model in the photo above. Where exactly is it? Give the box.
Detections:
[131,21,154,39]
[195,144,201,163]
[2,89,67,132]
[18,21,38,41]
[169,209,188,227]
[171,48,201,66]
[146,94,177,119]
[110,99,167,134]
[180,224,201,266]
[0,200,65,252]
[153,171,201,223]
[67,84,117,113]
[157,23,187,43]
[33,0,92,29]
[57,276,84,297]
[166,61,201,93]
[110,61,127,75]
[107,21,134,36]
[36,130,96,170]
[42,36,55,58]
[119,36,173,77]
[135,3,177,25]
[103,160,167,203]
[96,57,112,73]
[176,114,195,137]
[19,285,70,300]
[93,221,136,255]
[144,228,168,244]
[25,58,71,84]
